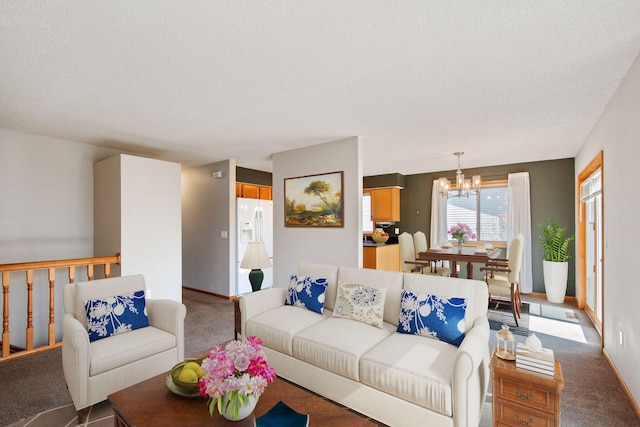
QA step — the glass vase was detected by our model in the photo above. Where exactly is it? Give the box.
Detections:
[457,238,465,248]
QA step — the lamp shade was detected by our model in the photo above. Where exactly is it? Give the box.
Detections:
[240,241,272,269]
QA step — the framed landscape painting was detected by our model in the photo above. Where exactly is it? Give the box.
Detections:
[284,171,344,227]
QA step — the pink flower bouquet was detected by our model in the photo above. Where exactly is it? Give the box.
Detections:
[199,336,276,420]
[449,223,476,245]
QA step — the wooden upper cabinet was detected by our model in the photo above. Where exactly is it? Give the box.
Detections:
[259,186,272,200]
[370,187,400,221]
[241,184,259,199]
[237,183,272,200]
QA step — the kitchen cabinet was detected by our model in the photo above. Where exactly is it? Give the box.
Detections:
[237,183,272,200]
[363,243,400,271]
[369,188,400,222]
[259,186,272,200]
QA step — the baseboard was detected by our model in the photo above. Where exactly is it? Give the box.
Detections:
[181,286,233,300]
[603,348,640,422]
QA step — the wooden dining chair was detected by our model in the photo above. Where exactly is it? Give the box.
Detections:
[412,231,451,277]
[480,234,524,326]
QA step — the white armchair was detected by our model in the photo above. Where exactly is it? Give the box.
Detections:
[62,274,186,421]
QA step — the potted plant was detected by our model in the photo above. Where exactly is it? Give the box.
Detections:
[538,219,574,303]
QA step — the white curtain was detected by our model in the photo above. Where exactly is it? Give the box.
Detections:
[508,172,533,293]
[430,180,448,247]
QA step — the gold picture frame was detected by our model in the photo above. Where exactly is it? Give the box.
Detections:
[284,171,344,227]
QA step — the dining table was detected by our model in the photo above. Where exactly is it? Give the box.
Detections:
[417,245,502,279]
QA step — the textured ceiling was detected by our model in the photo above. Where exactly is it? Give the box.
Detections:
[1,1,640,176]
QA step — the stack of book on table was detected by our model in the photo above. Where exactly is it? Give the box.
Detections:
[515,343,555,376]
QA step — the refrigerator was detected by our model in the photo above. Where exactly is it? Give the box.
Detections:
[236,197,273,295]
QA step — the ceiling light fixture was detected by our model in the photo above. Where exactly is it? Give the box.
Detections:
[438,152,481,198]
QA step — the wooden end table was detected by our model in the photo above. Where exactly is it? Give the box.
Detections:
[490,349,564,426]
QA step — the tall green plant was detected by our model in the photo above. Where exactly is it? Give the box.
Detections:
[538,219,574,262]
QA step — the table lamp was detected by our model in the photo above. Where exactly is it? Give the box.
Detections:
[240,241,272,292]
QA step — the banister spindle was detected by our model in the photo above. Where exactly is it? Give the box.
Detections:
[26,270,34,351]
[2,272,10,358]
[48,268,56,346]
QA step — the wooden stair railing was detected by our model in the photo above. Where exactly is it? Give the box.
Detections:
[0,254,120,362]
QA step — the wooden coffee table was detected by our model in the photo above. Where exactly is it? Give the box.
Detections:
[108,369,378,426]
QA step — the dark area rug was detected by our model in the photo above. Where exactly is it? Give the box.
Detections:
[488,301,530,336]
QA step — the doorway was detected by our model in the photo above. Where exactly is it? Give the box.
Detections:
[577,152,603,337]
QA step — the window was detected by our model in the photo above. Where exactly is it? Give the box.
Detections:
[446,183,508,242]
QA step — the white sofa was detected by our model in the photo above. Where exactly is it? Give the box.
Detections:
[62,274,186,419]
[239,262,490,427]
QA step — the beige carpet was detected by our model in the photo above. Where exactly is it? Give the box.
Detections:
[2,293,639,427]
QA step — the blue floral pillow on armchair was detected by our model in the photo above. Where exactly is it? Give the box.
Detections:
[285,275,328,314]
[397,290,467,346]
[84,290,149,342]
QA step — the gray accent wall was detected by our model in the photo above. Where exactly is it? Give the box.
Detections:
[399,158,575,295]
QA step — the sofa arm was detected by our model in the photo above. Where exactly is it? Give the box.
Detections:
[147,299,187,361]
[62,313,90,410]
[239,287,287,340]
[452,316,491,427]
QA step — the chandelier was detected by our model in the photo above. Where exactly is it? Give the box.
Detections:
[438,152,481,198]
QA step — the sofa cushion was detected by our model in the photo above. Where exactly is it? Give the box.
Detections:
[397,290,467,346]
[246,305,330,356]
[292,317,395,381]
[333,281,386,328]
[285,275,328,314]
[360,332,459,416]
[85,290,149,342]
[89,326,176,376]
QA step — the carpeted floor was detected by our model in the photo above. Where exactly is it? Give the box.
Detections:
[488,301,530,336]
[0,288,234,427]
[2,292,639,427]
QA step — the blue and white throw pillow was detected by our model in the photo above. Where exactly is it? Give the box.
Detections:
[85,290,149,342]
[397,290,467,346]
[285,275,328,314]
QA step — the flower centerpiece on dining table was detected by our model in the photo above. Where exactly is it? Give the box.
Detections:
[198,336,276,421]
[449,223,476,248]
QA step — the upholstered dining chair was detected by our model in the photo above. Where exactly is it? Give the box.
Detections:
[62,274,186,421]
[412,231,451,277]
[399,232,420,273]
[480,234,524,326]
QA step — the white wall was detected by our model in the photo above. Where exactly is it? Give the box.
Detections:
[0,129,120,345]
[575,52,640,407]
[94,154,183,302]
[182,160,236,296]
[272,137,362,287]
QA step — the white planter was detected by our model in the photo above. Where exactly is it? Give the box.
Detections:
[543,260,568,303]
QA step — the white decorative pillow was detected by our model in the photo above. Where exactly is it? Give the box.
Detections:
[333,281,386,328]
